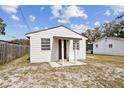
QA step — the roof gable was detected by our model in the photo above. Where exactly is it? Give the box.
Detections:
[25,25,85,37]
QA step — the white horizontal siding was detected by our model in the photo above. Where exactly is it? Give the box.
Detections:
[93,38,124,56]
[30,37,51,63]
[27,26,86,63]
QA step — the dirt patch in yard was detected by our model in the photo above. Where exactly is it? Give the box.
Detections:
[0,54,124,88]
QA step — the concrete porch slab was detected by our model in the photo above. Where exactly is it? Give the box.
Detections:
[49,61,87,68]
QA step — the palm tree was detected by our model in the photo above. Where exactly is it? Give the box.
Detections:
[0,18,6,35]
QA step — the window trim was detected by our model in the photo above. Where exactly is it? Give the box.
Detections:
[73,40,80,50]
[109,44,112,48]
[41,38,50,50]
[96,44,98,48]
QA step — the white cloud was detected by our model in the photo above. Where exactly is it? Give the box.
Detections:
[64,6,87,19]
[50,5,88,24]
[29,15,36,22]
[86,21,90,25]
[104,20,110,23]
[94,21,100,26]
[57,19,68,24]
[40,7,44,11]
[34,27,39,30]
[0,5,18,14]
[111,5,124,15]
[104,10,111,16]
[17,24,27,28]
[70,24,89,33]
[11,15,20,21]
[50,5,62,19]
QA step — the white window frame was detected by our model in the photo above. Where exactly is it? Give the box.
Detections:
[109,44,112,48]
[41,38,50,50]
[96,44,98,48]
[73,40,79,50]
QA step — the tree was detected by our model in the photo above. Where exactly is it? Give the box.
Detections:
[92,27,102,41]
[0,18,6,35]
[115,14,124,37]
[84,27,102,43]
[102,22,115,37]
[84,13,124,43]
[102,14,124,38]
[83,29,93,43]
[11,39,30,45]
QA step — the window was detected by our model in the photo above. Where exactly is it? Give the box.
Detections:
[73,40,79,50]
[41,38,50,50]
[109,44,112,48]
[105,38,107,42]
[96,44,98,48]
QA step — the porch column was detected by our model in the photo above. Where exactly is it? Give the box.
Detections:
[61,39,64,66]
[74,42,77,64]
[69,40,73,63]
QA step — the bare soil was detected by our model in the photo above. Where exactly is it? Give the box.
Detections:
[0,54,124,88]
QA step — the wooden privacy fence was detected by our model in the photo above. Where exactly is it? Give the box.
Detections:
[0,40,29,64]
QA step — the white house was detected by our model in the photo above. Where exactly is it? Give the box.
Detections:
[26,25,87,65]
[93,36,124,56]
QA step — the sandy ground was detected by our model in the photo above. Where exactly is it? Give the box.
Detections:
[0,54,124,88]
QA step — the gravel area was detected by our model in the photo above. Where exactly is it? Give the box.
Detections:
[0,54,124,88]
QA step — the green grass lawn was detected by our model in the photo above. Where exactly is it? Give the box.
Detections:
[85,54,124,64]
[0,54,29,68]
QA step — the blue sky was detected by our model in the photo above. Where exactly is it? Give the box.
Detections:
[0,5,124,40]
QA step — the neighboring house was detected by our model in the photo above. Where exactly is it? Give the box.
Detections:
[93,36,124,56]
[26,25,87,65]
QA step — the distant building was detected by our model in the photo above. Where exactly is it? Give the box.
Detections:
[93,36,124,56]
